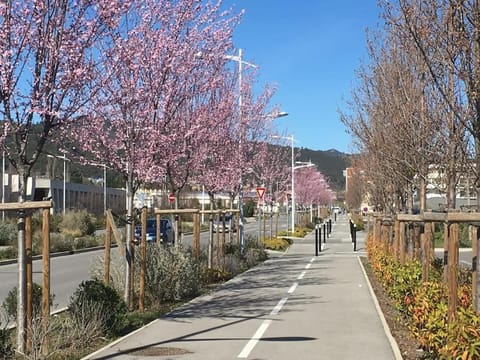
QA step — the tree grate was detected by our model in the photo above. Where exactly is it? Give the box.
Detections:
[129,346,192,356]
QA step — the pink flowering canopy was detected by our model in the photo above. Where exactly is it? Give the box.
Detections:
[68,0,240,193]
[0,0,126,182]
[295,166,333,206]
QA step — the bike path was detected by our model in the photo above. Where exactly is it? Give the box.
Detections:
[84,214,401,360]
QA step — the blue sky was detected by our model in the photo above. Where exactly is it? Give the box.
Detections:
[223,0,382,153]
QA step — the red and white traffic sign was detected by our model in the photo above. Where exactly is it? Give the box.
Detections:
[168,193,175,203]
[256,187,266,199]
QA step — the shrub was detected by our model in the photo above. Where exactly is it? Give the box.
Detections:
[367,235,480,359]
[73,235,102,250]
[0,328,13,360]
[31,211,62,234]
[262,237,290,251]
[0,247,16,260]
[69,279,127,337]
[0,222,16,247]
[49,232,74,253]
[60,210,96,237]
[200,267,231,285]
[243,200,255,217]
[2,282,55,321]
[139,244,200,306]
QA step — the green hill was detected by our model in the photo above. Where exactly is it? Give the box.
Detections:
[297,147,350,192]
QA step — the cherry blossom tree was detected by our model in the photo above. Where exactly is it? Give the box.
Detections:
[0,0,126,350]
[295,167,332,207]
[254,143,291,204]
[69,0,240,305]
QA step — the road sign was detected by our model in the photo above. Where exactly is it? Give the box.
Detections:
[168,193,175,203]
[256,187,266,199]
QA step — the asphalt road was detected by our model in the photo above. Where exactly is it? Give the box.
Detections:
[0,215,290,312]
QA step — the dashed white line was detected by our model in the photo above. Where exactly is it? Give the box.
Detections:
[238,320,272,358]
[270,297,288,316]
[288,282,298,294]
[238,258,314,359]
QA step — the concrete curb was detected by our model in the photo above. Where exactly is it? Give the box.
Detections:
[357,256,403,360]
[0,244,117,266]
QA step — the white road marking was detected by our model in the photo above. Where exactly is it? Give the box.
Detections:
[238,256,314,358]
[270,297,288,316]
[238,320,272,358]
[288,282,298,294]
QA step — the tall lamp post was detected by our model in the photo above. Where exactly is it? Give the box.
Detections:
[223,49,289,246]
[272,134,295,233]
[224,49,257,253]
[47,153,70,215]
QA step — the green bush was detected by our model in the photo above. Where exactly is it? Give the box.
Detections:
[73,235,102,250]
[0,247,16,260]
[0,328,13,360]
[69,279,127,337]
[200,267,231,285]
[60,210,96,237]
[49,233,74,253]
[0,222,16,247]
[139,244,200,306]
[243,200,255,217]
[367,236,480,359]
[2,282,55,321]
[31,211,62,233]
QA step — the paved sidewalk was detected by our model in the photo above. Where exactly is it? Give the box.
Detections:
[84,214,401,360]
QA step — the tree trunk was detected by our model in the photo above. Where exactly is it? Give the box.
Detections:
[124,163,134,306]
[16,166,28,353]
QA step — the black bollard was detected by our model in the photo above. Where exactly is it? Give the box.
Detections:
[349,220,354,242]
[319,226,322,248]
[328,219,332,235]
[323,223,326,243]
[334,212,337,222]
[315,225,319,256]
[353,224,357,251]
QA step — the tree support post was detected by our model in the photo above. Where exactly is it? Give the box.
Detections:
[41,208,50,356]
[139,207,147,311]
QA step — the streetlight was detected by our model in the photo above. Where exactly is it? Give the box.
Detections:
[89,162,108,213]
[294,161,315,224]
[224,49,257,254]
[272,134,295,233]
[47,153,70,215]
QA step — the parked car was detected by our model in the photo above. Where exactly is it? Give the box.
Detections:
[213,213,236,233]
[134,218,174,244]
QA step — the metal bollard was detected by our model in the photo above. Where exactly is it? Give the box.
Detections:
[323,223,326,243]
[315,225,319,256]
[319,226,322,249]
[328,219,332,235]
[353,224,357,251]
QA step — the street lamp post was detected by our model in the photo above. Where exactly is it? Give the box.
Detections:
[272,134,295,233]
[47,153,70,215]
[224,49,257,254]
[290,136,295,233]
